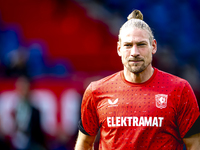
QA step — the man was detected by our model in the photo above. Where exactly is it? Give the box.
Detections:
[75,10,200,150]
[12,76,46,150]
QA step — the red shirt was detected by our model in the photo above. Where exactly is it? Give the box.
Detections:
[81,68,200,150]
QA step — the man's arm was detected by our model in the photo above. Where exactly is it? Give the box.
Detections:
[183,133,200,150]
[183,116,200,150]
[75,131,96,150]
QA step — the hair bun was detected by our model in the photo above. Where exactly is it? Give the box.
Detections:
[127,10,143,21]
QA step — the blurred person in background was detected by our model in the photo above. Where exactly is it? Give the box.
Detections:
[75,10,200,150]
[5,47,29,78]
[11,75,46,150]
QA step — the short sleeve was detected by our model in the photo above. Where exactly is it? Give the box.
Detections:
[81,83,99,136]
[177,81,200,138]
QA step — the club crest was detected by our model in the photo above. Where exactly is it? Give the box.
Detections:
[155,94,168,109]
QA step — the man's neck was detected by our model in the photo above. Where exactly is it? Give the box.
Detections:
[124,65,154,83]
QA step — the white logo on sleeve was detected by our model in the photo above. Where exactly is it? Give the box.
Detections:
[155,94,168,109]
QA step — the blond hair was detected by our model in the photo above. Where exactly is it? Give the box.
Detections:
[118,10,154,44]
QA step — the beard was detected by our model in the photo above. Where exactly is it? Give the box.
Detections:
[123,56,152,74]
[127,62,149,74]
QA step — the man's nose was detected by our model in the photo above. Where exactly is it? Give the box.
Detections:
[130,45,140,57]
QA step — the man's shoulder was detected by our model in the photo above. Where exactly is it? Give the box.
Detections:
[156,68,188,85]
[90,71,122,89]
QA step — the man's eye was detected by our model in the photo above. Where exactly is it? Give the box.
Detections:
[124,44,132,47]
[138,43,146,46]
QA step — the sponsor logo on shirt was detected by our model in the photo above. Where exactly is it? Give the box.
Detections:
[107,116,164,127]
[108,98,118,107]
[155,94,168,109]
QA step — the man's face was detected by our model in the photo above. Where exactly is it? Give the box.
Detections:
[15,77,30,98]
[117,27,157,74]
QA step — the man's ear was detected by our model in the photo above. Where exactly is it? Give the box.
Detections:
[117,42,122,56]
[152,39,157,54]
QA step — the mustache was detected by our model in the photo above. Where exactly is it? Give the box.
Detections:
[127,57,144,61]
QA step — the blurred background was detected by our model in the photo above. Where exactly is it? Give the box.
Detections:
[0,0,199,149]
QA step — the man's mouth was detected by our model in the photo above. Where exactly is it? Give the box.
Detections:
[128,59,143,62]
